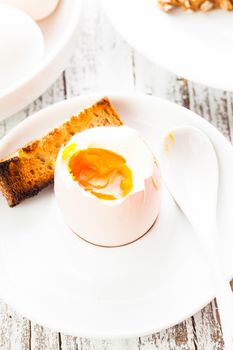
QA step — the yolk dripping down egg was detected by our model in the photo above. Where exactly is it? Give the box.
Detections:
[55,126,161,247]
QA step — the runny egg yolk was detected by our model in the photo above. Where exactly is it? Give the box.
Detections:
[68,148,133,200]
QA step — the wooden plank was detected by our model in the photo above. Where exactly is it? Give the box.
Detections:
[73,338,139,350]
[132,52,172,98]
[0,303,30,350]
[188,83,231,140]
[227,92,233,141]
[192,302,224,350]
[3,74,66,136]
[30,323,60,350]
[136,319,195,349]
[208,89,230,141]
[64,0,134,97]
[59,334,76,350]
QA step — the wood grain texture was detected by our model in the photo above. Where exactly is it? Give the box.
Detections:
[0,0,232,349]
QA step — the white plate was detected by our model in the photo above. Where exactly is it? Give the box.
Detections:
[100,0,233,91]
[0,94,233,338]
[0,0,82,121]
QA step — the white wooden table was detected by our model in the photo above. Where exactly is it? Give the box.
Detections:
[0,0,232,348]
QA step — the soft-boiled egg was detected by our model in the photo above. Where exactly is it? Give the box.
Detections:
[0,0,60,21]
[55,126,161,247]
[0,4,44,92]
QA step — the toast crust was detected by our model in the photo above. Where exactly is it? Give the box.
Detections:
[0,97,123,207]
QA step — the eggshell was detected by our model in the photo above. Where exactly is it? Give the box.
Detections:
[0,4,44,91]
[55,165,161,247]
[0,0,59,21]
[54,126,161,247]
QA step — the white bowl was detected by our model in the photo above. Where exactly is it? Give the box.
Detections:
[0,0,82,121]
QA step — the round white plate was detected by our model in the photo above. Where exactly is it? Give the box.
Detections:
[100,0,233,91]
[0,0,82,121]
[0,94,233,338]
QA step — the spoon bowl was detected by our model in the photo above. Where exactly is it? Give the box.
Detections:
[160,126,218,234]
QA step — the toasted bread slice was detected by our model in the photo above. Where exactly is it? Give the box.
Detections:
[0,97,123,207]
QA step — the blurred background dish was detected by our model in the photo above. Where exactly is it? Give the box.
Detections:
[100,0,233,91]
[0,0,82,121]
[0,4,44,92]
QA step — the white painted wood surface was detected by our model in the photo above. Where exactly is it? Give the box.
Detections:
[0,0,232,348]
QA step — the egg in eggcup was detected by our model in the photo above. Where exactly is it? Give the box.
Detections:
[55,126,161,247]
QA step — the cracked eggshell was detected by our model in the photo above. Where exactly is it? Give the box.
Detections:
[0,0,60,20]
[54,126,161,247]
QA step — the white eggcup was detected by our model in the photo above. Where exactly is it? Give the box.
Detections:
[55,126,161,247]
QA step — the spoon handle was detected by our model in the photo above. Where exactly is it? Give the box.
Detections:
[203,236,233,350]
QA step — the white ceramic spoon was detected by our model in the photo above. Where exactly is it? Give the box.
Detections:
[159,126,233,349]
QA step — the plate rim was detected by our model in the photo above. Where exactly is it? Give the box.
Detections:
[1,92,230,151]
